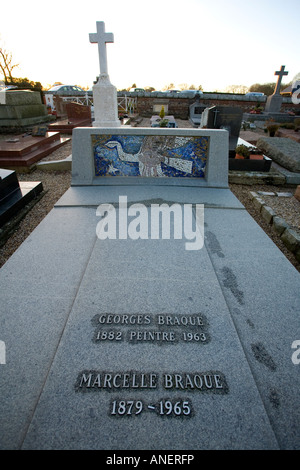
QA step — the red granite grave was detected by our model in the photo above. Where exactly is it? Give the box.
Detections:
[48,102,92,134]
[0,131,70,170]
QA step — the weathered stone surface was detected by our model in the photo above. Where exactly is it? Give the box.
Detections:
[252,196,264,211]
[281,228,300,253]
[261,205,276,224]
[0,90,53,127]
[272,216,289,235]
[256,137,300,172]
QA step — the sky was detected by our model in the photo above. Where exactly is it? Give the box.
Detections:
[0,0,299,92]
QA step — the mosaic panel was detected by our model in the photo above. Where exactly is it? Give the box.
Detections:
[92,134,209,178]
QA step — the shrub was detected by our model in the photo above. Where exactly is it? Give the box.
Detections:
[159,106,165,119]
[235,144,250,158]
[294,118,300,131]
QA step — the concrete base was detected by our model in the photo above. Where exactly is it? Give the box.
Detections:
[0,184,299,450]
[265,94,283,114]
[92,75,121,128]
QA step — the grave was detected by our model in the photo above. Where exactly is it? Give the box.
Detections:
[53,95,68,118]
[0,168,43,227]
[153,103,169,115]
[0,90,55,129]
[200,105,243,155]
[150,115,177,128]
[0,124,300,450]
[0,131,71,171]
[0,22,300,452]
[256,137,300,173]
[48,102,92,134]
[189,94,206,126]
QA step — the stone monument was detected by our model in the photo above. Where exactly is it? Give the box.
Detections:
[200,105,243,155]
[89,21,120,127]
[265,65,289,114]
[0,90,55,129]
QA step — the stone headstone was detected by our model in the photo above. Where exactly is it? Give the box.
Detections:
[53,95,68,118]
[256,137,300,172]
[89,21,120,127]
[189,93,205,126]
[48,102,92,134]
[200,105,243,154]
[153,103,169,115]
[265,65,289,113]
[66,102,91,122]
[189,103,206,126]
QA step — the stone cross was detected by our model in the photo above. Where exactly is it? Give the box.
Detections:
[89,21,114,76]
[213,109,220,126]
[274,65,288,95]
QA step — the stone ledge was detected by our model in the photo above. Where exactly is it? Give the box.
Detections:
[281,228,300,256]
[249,191,300,262]
[229,170,286,185]
[261,205,276,224]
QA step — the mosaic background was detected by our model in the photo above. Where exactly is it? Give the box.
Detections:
[92,134,209,178]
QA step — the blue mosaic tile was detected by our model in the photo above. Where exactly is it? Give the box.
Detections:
[92,134,209,178]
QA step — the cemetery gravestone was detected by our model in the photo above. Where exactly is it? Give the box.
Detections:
[189,94,205,126]
[256,137,300,172]
[200,105,243,155]
[265,65,289,114]
[153,103,169,115]
[189,103,206,127]
[53,95,68,118]
[48,102,92,134]
[0,125,299,450]
[0,22,300,452]
[0,90,55,128]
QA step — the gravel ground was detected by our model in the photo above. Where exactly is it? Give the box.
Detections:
[0,123,299,273]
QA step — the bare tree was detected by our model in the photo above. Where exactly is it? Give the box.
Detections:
[0,45,19,83]
[225,84,248,94]
[162,83,175,91]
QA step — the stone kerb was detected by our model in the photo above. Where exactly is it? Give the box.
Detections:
[71,127,228,188]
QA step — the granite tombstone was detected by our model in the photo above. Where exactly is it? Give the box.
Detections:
[200,105,243,155]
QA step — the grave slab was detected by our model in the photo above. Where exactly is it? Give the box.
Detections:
[48,102,92,134]
[0,127,299,451]
[257,137,300,173]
